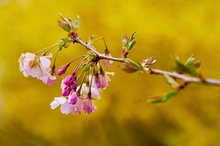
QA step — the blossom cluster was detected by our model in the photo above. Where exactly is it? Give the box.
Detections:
[18,14,116,115]
[19,43,114,115]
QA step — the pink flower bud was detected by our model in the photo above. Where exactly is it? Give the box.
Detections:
[58,64,69,76]
[62,86,71,96]
[63,75,73,85]
[68,92,78,105]
[70,81,77,91]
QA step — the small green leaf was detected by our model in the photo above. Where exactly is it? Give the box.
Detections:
[163,74,178,86]
[120,63,139,73]
[122,35,128,46]
[130,32,136,40]
[127,39,136,51]
[120,59,141,73]
[88,35,95,45]
[73,15,80,30]
[148,90,179,104]
[175,55,186,72]
[59,13,67,21]
[185,54,195,66]
[174,55,198,76]
[185,55,198,76]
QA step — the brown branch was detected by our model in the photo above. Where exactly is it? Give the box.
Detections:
[74,34,220,86]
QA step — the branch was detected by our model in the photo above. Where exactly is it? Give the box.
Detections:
[74,36,127,63]
[151,69,220,86]
[18,14,220,115]
[74,35,220,86]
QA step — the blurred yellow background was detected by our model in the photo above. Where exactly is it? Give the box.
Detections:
[1,0,220,145]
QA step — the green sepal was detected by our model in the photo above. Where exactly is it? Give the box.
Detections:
[148,90,179,104]
[83,62,92,72]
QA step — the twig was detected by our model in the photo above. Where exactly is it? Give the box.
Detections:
[74,34,220,86]
[151,69,220,86]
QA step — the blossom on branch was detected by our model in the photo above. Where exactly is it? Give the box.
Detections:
[19,52,56,85]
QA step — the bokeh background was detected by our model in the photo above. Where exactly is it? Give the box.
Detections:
[1,0,220,145]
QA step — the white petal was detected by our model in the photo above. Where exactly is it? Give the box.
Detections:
[50,100,59,109]
[50,97,66,109]
[60,102,72,115]
[91,87,100,99]
[39,57,51,68]
[25,52,36,59]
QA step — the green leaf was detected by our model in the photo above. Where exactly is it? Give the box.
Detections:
[73,15,80,30]
[120,63,139,73]
[175,55,186,72]
[59,13,67,21]
[163,74,178,86]
[127,39,136,51]
[120,59,141,73]
[88,35,95,45]
[185,54,195,66]
[174,55,198,76]
[148,90,179,104]
[184,55,198,76]
[122,35,128,46]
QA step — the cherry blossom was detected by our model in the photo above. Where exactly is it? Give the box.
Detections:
[50,97,72,115]
[80,83,100,99]
[19,52,55,85]
[100,54,113,69]
[93,72,114,89]
[83,98,96,114]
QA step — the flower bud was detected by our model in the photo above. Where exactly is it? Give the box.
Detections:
[70,81,77,91]
[58,21,71,32]
[68,92,78,105]
[58,64,70,76]
[63,75,73,85]
[62,86,71,96]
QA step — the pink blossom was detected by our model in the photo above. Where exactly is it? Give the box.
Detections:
[40,72,56,85]
[83,98,96,114]
[50,97,72,115]
[50,96,84,115]
[81,83,100,99]
[100,54,113,68]
[19,52,55,85]
[93,72,114,89]
[73,98,84,114]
